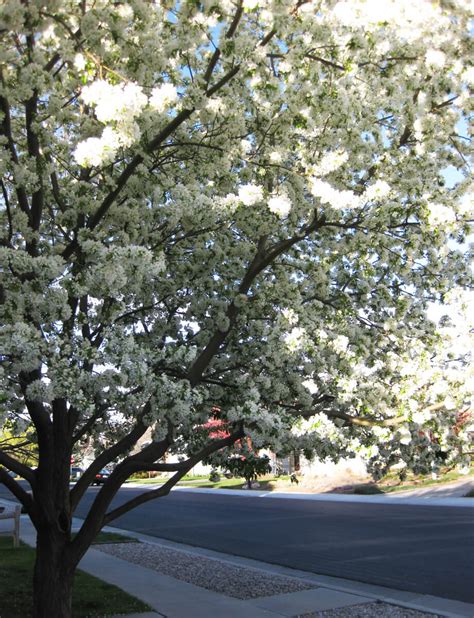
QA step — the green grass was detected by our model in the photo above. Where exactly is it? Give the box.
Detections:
[376,468,473,494]
[130,473,294,490]
[330,468,473,495]
[127,467,473,495]
[178,475,291,490]
[0,537,151,617]
[176,468,472,494]
[127,473,209,484]
[127,473,291,489]
[125,476,169,484]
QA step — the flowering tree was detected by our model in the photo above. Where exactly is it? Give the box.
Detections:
[0,0,472,615]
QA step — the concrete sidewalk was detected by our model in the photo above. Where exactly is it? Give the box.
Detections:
[381,478,473,500]
[17,515,474,618]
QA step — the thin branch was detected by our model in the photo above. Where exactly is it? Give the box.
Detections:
[69,413,151,511]
[71,403,109,444]
[305,53,345,71]
[206,65,241,97]
[325,409,406,427]
[0,179,13,242]
[0,449,36,485]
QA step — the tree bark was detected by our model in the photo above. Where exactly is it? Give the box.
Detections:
[32,525,74,618]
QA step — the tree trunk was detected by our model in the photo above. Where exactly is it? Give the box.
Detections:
[32,526,74,618]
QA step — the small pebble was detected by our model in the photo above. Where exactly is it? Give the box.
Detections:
[297,602,440,617]
[97,542,317,599]
[97,543,442,616]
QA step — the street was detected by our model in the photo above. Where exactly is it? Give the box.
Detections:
[2,482,473,603]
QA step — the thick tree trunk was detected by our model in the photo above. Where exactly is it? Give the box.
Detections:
[32,526,74,618]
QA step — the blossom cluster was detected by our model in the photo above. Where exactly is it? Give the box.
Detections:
[74,81,178,166]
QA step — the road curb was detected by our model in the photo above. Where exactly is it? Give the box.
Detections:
[168,486,474,507]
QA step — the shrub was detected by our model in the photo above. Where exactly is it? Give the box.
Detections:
[226,454,272,489]
[353,484,384,495]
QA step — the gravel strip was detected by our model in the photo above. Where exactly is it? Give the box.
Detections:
[96,541,317,599]
[297,602,440,617]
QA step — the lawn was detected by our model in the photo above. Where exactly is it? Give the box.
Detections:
[331,467,473,495]
[126,473,209,484]
[125,467,473,495]
[180,475,291,490]
[0,537,151,617]
[128,473,290,490]
[375,467,473,493]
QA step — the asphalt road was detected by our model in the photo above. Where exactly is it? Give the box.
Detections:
[2,482,473,603]
[80,487,474,602]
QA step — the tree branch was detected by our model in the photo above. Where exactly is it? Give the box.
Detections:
[69,417,149,511]
[203,1,243,84]
[187,216,324,387]
[69,433,172,562]
[0,88,30,216]
[103,424,245,525]
[325,409,406,427]
[0,468,38,525]
[0,449,36,485]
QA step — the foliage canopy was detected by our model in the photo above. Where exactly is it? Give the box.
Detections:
[0,2,472,613]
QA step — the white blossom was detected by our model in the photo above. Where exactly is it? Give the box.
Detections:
[74,54,86,71]
[425,49,446,68]
[363,180,391,202]
[81,80,114,108]
[117,4,133,19]
[398,427,412,446]
[238,183,264,206]
[149,83,179,112]
[243,0,259,9]
[284,327,306,353]
[73,137,115,167]
[268,195,292,218]
[462,67,474,86]
[332,335,349,354]
[281,308,298,325]
[312,150,348,177]
[427,203,456,227]
[81,80,147,123]
[240,139,252,154]
[310,179,359,210]
[302,379,319,394]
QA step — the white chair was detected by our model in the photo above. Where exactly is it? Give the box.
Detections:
[0,500,21,547]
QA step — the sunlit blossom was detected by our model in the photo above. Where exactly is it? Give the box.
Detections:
[268,195,292,218]
[238,183,264,206]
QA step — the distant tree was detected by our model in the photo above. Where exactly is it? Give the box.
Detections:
[226,453,272,488]
[0,1,472,616]
[0,419,38,469]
